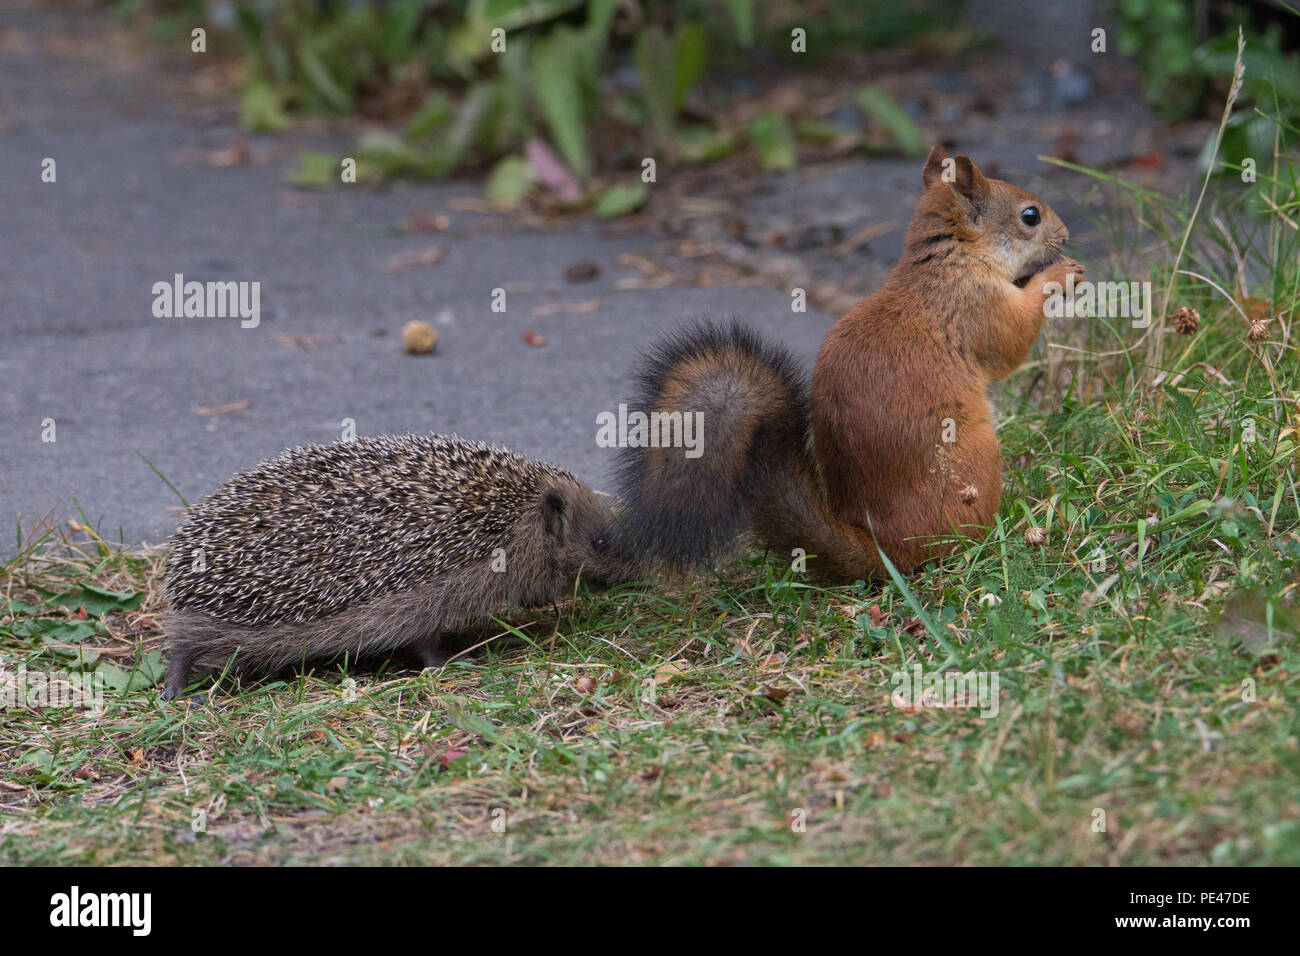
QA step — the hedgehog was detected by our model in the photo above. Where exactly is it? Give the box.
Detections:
[161,433,632,698]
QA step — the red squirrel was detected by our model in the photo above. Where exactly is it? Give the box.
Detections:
[614,146,1084,580]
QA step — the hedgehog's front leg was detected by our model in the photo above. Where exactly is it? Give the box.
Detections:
[163,648,195,700]
[416,633,449,669]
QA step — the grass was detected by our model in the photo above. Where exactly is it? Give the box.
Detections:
[3,78,1299,868]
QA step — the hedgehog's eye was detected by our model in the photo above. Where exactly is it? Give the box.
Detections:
[1020,206,1040,227]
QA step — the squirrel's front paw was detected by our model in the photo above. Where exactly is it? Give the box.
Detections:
[1038,256,1085,293]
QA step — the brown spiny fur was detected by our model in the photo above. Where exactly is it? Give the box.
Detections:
[163,434,627,698]
[615,146,1084,581]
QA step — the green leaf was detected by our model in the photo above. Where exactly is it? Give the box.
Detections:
[592,181,649,217]
[290,152,338,188]
[95,651,165,694]
[484,155,535,205]
[673,23,707,111]
[356,130,423,179]
[444,701,505,744]
[13,617,97,641]
[747,113,797,172]
[239,79,290,133]
[405,91,454,144]
[470,0,586,33]
[635,24,677,144]
[856,85,925,156]
[722,0,755,46]
[794,117,857,147]
[297,41,352,113]
[40,585,144,618]
[676,125,735,164]
[533,29,590,178]
[423,83,494,178]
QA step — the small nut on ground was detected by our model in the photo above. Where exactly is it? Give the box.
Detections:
[575,676,597,695]
[1024,526,1047,546]
[402,320,438,354]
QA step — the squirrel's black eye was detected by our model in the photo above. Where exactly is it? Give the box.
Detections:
[1020,206,1040,227]
[592,537,607,552]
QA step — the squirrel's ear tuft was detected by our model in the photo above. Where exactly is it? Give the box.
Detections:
[922,145,950,190]
[540,488,568,540]
[951,154,990,207]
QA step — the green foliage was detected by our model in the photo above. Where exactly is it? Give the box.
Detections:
[592,180,649,216]
[747,112,796,172]
[1117,1,1300,172]
[209,0,930,204]
[856,84,925,157]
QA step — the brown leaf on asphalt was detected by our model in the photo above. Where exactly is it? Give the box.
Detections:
[400,212,450,234]
[380,245,446,274]
[531,299,599,316]
[565,261,600,282]
[522,328,547,348]
[274,333,337,353]
[196,400,250,416]
[209,135,250,167]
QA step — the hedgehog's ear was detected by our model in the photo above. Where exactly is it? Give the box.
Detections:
[540,489,568,540]
[922,145,949,191]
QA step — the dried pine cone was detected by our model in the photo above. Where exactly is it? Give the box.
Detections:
[1171,307,1200,335]
[1248,320,1269,343]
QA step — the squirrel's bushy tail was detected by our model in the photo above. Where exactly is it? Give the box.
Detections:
[612,320,814,570]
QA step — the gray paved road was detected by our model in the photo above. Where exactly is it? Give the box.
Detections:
[1,10,840,556]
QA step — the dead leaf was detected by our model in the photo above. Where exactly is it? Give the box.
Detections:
[565,261,600,282]
[401,212,450,234]
[654,662,685,685]
[274,333,337,353]
[209,135,250,167]
[522,329,547,347]
[196,400,250,416]
[380,245,446,274]
[531,299,600,317]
